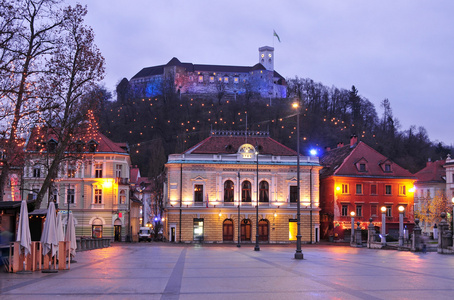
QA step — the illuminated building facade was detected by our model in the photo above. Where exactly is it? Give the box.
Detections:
[414,159,446,234]
[128,46,287,100]
[22,126,139,242]
[319,136,416,241]
[163,130,321,244]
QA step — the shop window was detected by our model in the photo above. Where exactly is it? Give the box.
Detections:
[92,225,102,238]
[193,218,204,241]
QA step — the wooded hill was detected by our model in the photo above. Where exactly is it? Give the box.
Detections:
[99,77,452,177]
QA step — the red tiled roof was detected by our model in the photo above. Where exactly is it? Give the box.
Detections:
[130,167,141,184]
[321,141,414,178]
[25,126,127,154]
[184,135,297,156]
[414,160,446,183]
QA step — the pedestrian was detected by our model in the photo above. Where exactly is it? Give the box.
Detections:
[421,239,427,254]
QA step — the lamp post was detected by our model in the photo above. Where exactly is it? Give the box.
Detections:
[254,149,260,251]
[237,171,241,248]
[398,205,405,246]
[293,101,303,259]
[350,211,356,243]
[381,206,387,246]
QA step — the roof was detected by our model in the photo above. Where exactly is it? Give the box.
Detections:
[184,132,297,156]
[129,166,141,184]
[320,141,415,179]
[414,160,446,184]
[131,58,274,80]
[25,125,128,154]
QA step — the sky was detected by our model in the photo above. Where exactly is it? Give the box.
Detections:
[70,0,454,146]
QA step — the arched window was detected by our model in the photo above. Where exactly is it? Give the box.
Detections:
[242,181,251,202]
[119,190,126,204]
[259,181,269,202]
[224,180,234,202]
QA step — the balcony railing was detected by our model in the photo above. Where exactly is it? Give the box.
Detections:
[169,200,315,209]
[116,177,129,185]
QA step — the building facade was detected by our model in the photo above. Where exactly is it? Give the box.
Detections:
[445,154,454,204]
[414,159,446,234]
[163,131,321,244]
[22,126,139,242]
[128,46,287,100]
[319,137,416,241]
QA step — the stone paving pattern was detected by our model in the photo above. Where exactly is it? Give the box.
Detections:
[1,243,454,299]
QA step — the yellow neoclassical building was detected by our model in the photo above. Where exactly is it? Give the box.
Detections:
[163,131,321,244]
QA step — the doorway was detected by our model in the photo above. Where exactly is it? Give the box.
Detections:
[258,219,269,242]
[170,225,176,242]
[223,219,234,241]
[241,219,251,241]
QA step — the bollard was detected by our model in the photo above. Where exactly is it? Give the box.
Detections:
[355,221,362,247]
[438,212,452,253]
[367,218,375,248]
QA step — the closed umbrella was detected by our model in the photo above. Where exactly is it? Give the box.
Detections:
[65,212,77,259]
[40,202,58,258]
[16,200,31,256]
[56,212,65,257]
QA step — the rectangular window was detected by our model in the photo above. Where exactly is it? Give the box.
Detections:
[386,206,392,217]
[289,186,298,203]
[370,184,377,195]
[94,189,102,204]
[194,184,203,203]
[371,204,377,216]
[234,77,239,84]
[356,184,362,195]
[193,218,204,241]
[341,205,348,216]
[356,205,362,217]
[224,76,228,83]
[342,184,349,194]
[33,166,41,178]
[116,164,122,178]
[209,76,214,83]
[385,164,391,172]
[359,163,366,172]
[198,75,203,83]
[67,163,76,178]
[67,188,75,204]
[385,185,392,195]
[399,185,406,196]
[119,190,126,204]
[95,163,103,178]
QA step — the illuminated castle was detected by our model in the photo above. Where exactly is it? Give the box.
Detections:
[127,46,287,100]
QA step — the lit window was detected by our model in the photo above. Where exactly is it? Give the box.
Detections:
[399,185,406,196]
[209,76,214,83]
[342,184,349,194]
[234,77,239,84]
[119,190,126,204]
[198,75,203,83]
[194,184,203,203]
[67,163,76,178]
[224,76,228,83]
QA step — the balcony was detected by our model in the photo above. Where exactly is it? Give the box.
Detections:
[169,200,308,209]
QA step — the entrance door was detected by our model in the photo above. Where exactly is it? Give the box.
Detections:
[223,219,234,241]
[258,219,269,242]
[114,225,121,241]
[241,219,251,241]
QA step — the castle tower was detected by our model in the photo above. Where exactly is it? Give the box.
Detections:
[258,46,274,71]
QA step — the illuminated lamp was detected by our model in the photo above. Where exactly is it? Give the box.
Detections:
[398,206,405,213]
[309,149,317,156]
[350,211,355,217]
[102,180,113,189]
[380,206,386,213]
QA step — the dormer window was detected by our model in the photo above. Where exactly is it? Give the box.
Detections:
[385,164,391,172]
[88,140,98,153]
[355,158,368,172]
[359,163,366,172]
[47,139,57,153]
[75,140,84,152]
[379,160,393,173]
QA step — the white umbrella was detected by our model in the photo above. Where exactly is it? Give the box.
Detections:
[55,212,65,256]
[16,200,31,256]
[40,202,58,257]
[65,212,77,258]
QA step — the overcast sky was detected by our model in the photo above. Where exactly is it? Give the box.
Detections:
[70,0,454,146]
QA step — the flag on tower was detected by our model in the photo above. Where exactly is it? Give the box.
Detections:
[273,30,281,43]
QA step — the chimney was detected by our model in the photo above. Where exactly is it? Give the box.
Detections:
[325,146,331,151]
[337,142,344,148]
[350,135,358,147]
[426,158,432,167]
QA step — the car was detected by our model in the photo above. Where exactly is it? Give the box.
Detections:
[138,227,152,242]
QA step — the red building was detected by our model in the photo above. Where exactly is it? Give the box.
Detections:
[319,137,416,240]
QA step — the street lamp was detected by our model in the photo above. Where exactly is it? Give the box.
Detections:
[381,206,387,246]
[237,171,241,248]
[398,205,405,246]
[293,100,303,259]
[254,148,260,251]
[350,211,356,243]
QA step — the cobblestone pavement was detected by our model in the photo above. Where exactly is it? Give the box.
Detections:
[1,243,454,299]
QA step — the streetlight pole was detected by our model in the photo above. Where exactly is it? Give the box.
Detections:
[350,211,356,244]
[381,206,387,246]
[254,149,260,251]
[398,205,404,246]
[237,171,241,248]
[293,101,303,259]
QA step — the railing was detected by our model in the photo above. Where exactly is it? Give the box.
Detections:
[116,177,129,185]
[170,200,316,208]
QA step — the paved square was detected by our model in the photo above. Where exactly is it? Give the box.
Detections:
[1,243,453,299]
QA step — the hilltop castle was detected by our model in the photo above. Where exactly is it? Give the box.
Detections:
[125,46,287,101]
